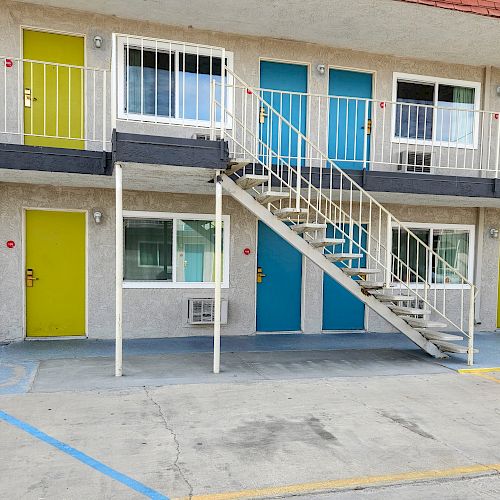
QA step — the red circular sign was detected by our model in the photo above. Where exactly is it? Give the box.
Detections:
[5,59,13,68]
[6,240,15,248]
[243,247,251,255]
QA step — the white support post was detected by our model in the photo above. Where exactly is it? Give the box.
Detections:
[468,286,475,366]
[213,171,223,374]
[115,163,123,377]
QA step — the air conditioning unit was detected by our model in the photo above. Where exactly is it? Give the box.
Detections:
[194,133,221,141]
[187,298,228,325]
[398,151,432,173]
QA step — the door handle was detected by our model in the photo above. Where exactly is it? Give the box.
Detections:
[259,106,268,124]
[256,266,266,283]
[26,268,39,287]
[365,118,372,135]
[24,88,32,108]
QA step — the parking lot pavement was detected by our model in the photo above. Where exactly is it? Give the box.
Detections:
[1,371,500,499]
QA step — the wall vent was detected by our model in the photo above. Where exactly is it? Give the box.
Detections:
[187,298,228,325]
[398,151,432,173]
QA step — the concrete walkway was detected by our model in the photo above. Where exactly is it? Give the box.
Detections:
[1,332,499,394]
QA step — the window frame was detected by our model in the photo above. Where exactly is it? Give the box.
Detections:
[391,73,481,150]
[123,211,230,289]
[389,221,475,289]
[116,35,234,127]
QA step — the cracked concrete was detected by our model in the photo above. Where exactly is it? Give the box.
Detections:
[144,386,194,499]
[2,372,500,498]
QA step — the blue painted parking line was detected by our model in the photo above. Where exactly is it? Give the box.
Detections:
[0,410,169,499]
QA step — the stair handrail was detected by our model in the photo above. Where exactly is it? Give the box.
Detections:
[212,68,476,363]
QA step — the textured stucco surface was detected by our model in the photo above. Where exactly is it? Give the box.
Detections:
[2,182,499,341]
[1,1,499,169]
[1,1,500,340]
[0,183,259,341]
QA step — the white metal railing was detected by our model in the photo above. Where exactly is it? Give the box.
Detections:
[113,34,230,131]
[0,56,110,150]
[213,68,476,364]
[240,87,500,176]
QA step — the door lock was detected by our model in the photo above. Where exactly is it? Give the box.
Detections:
[259,106,268,124]
[366,118,372,135]
[256,266,266,283]
[26,268,39,287]
[24,88,32,108]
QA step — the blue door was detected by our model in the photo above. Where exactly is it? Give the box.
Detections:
[256,221,302,332]
[260,61,308,166]
[322,224,367,330]
[328,69,373,170]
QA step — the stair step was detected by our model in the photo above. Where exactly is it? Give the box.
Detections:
[273,208,309,220]
[343,268,380,277]
[310,237,345,248]
[358,282,387,290]
[400,317,448,329]
[388,305,431,316]
[227,159,253,175]
[236,174,269,190]
[326,253,363,262]
[255,191,290,204]
[292,223,327,234]
[370,293,416,303]
[416,329,464,342]
[431,340,478,354]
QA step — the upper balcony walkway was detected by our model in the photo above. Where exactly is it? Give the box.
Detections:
[1,34,500,187]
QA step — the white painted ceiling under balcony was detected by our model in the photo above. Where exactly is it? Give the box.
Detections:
[13,0,500,67]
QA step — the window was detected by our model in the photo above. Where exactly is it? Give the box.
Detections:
[391,223,474,286]
[393,74,480,147]
[123,212,229,288]
[117,36,232,125]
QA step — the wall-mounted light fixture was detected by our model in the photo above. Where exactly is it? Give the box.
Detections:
[316,64,326,75]
[93,35,103,49]
[93,210,103,224]
[489,227,499,239]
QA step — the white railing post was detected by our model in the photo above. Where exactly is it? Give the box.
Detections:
[495,116,500,178]
[111,34,117,134]
[296,133,302,209]
[213,171,223,374]
[210,78,216,141]
[102,70,107,149]
[385,215,392,288]
[115,162,123,377]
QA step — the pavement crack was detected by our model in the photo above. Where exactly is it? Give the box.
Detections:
[144,386,193,499]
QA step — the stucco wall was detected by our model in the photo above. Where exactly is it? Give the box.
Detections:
[0,183,258,341]
[1,0,500,160]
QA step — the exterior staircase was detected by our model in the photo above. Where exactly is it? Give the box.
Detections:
[211,70,477,364]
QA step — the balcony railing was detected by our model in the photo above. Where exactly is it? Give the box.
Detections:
[1,40,499,180]
[248,88,500,177]
[0,55,110,150]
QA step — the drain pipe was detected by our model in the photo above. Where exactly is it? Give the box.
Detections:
[115,163,123,377]
[213,171,223,374]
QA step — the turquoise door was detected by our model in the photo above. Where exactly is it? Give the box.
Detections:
[322,224,366,330]
[256,222,302,332]
[184,243,204,282]
[260,61,308,166]
[328,69,373,170]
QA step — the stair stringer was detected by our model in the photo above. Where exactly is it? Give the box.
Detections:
[221,174,446,359]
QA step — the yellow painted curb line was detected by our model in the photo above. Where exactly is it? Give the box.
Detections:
[458,367,500,373]
[176,463,500,500]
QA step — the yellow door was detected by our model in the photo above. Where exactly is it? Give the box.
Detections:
[23,29,85,149]
[26,210,86,337]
